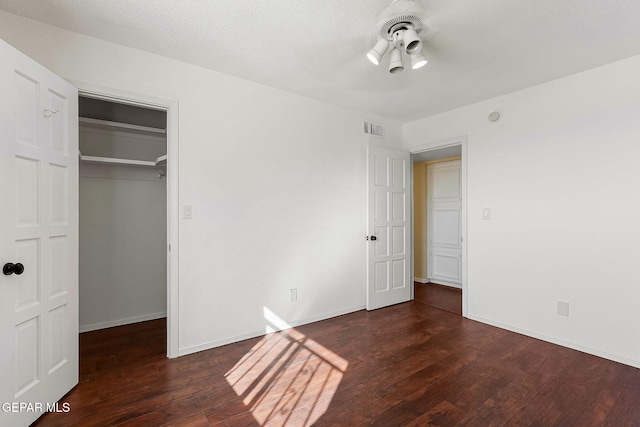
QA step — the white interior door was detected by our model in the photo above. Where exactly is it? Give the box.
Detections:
[427,160,462,287]
[0,39,78,426]
[366,147,411,310]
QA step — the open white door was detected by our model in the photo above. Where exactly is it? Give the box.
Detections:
[366,146,411,310]
[427,160,462,287]
[0,40,78,426]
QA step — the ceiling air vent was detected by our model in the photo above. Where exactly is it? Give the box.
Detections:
[364,121,385,138]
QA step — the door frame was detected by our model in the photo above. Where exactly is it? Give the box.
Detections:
[410,136,468,317]
[73,81,180,358]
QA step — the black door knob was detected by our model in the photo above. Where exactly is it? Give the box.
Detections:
[370,236,377,241]
[3,263,24,276]
[14,263,24,275]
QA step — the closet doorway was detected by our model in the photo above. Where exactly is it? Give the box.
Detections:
[411,138,467,316]
[77,93,176,356]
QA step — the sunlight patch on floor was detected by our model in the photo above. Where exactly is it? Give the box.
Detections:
[224,308,348,426]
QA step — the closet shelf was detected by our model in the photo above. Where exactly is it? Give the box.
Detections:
[79,153,167,167]
[79,117,166,134]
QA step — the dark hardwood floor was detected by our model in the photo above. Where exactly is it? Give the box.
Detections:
[33,285,640,426]
[414,282,462,315]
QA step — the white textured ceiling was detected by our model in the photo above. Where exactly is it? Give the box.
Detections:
[2,0,640,122]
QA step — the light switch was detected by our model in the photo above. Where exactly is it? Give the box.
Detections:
[183,205,193,219]
[482,208,491,220]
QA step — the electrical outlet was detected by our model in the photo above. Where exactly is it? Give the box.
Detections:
[557,301,570,316]
[289,289,297,302]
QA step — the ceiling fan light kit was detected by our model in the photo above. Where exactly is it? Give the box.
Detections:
[367,0,428,74]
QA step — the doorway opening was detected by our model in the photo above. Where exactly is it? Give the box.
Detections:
[76,88,179,358]
[411,138,467,316]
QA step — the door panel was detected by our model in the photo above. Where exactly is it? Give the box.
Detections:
[427,161,462,287]
[374,226,389,257]
[15,317,39,397]
[14,71,39,147]
[50,236,68,297]
[433,207,461,246]
[1,39,78,427]
[433,167,461,200]
[15,157,39,226]
[391,226,405,255]
[392,192,406,220]
[15,239,40,310]
[367,147,411,310]
[49,164,69,225]
[49,304,68,373]
[392,259,406,289]
[432,253,462,282]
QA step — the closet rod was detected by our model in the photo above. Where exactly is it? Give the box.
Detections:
[79,117,166,134]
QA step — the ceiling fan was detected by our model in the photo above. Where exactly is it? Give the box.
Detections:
[366,0,430,74]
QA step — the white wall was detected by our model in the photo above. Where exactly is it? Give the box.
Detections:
[79,163,167,332]
[404,55,640,367]
[0,11,403,355]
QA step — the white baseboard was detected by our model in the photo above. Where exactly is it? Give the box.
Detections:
[414,277,462,289]
[178,305,366,357]
[80,311,167,333]
[429,279,462,289]
[467,314,640,369]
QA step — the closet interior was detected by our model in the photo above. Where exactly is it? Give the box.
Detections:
[78,96,168,332]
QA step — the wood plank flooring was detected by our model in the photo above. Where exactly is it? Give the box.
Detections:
[33,284,640,426]
[414,282,462,315]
